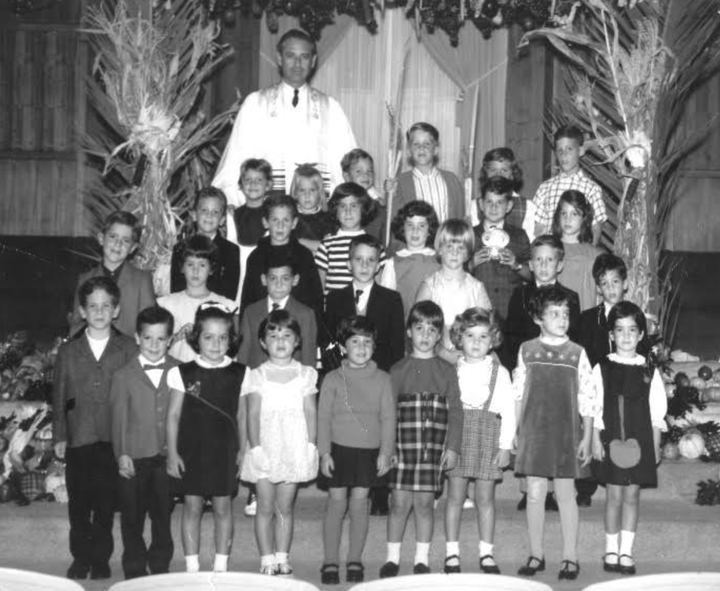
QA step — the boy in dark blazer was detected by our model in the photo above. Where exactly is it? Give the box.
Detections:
[110,305,179,579]
[238,254,318,369]
[170,187,241,303]
[503,235,581,371]
[54,277,138,580]
[471,176,531,320]
[70,211,155,338]
[324,234,405,372]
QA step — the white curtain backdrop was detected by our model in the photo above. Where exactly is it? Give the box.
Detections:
[256,11,507,195]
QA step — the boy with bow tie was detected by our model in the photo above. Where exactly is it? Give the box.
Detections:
[110,305,180,579]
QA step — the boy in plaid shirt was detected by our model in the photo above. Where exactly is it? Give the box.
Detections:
[533,125,607,244]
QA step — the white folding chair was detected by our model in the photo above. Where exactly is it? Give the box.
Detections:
[0,568,85,591]
[108,571,321,591]
[583,572,720,591]
[349,572,554,591]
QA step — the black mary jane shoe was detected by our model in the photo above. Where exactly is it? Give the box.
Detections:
[603,552,620,573]
[618,554,637,575]
[379,561,399,578]
[413,563,430,575]
[558,559,580,581]
[66,561,90,580]
[518,556,545,577]
[90,563,111,580]
[346,562,365,583]
[320,563,340,585]
[443,555,461,574]
[479,555,501,574]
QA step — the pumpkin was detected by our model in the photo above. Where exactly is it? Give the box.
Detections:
[662,442,680,460]
[690,377,707,390]
[698,365,714,381]
[674,372,690,387]
[678,432,706,459]
[703,386,720,403]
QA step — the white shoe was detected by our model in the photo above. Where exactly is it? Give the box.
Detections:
[244,493,257,517]
[276,561,293,576]
[260,564,277,575]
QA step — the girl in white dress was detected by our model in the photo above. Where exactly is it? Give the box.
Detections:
[240,309,318,575]
[416,219,492,364]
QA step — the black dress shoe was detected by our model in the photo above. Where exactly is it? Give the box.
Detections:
[379,561,399,578]
[603,552,620,573]
[91,563,111,580]
[518,556,545,577]
[320,563,340,585]
[516,494,527,511]
[66,561,90,580]
[413,563,430,574]
[558,559,580,580]
[443,555,461,574]
[576,493,592,507]
[479,554,501,574]
[346,561,365,583]
[618,555,636,575]
[545,493,559,512]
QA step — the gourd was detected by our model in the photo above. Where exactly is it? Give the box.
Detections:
[678,432,706,459]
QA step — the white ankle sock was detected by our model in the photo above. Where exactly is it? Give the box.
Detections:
[260,554,275,567]
[185,554,200,573]
[275,552,289,565]
[606,532,620,555]
[446,541,460,557]
[213,554,228,572]
[620,530,635,556]
[386,542,401,564]
[479,541,494,557]
[414,542,430,565]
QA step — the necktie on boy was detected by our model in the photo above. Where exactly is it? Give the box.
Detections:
[355,289,363,304]
[272,303,280,311]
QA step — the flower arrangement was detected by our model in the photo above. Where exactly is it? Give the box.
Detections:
[0,333,60,404]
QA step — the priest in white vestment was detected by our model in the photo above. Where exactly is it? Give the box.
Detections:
[212,29,357,211]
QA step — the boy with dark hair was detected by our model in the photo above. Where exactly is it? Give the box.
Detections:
[238,253,317,369]
[324,234,404,372]
[341,148,386,242]
[533,125,607,244]
[54,276,138,580]
[472,176,531,319]
[110,305,179,579]
[70,211,155,338]
[240,194,323,318]
[171,187,242,302]
[504,235,581,371]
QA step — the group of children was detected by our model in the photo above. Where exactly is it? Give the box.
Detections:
[52,122,667,584]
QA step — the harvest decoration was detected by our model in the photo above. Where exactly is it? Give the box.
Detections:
[84,0,238,295]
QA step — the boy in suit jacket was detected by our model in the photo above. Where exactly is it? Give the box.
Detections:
[170,187,241,303]
[472,176,532,320]
[69,211,155,338]
[503,235,581,371]
[238,253,318,369]
[110,306,179,579]
[324,234,405,373]
[54,277,138,580]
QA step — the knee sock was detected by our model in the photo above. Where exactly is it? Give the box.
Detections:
[557,490,579,561]
[185,555,199,573]
[213,554,228,572]
[526,490,546,558]
[414,542,430,565]
[323,498,347,564]
[386,542,401,564]
[348,497,370,563]
[620,530,636,557]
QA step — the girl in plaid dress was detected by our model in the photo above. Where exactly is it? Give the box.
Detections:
[380,301,463,578]
[443,308,516,575]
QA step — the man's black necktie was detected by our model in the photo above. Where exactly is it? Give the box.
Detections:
[292,89,299,108]
[355,289,363,304]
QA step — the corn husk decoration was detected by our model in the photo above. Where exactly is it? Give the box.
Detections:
[83,0,237,295]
